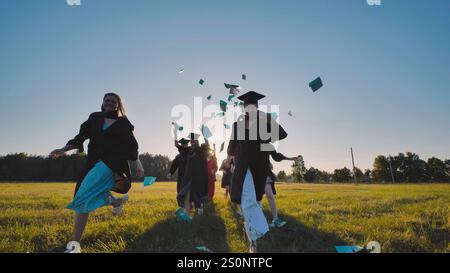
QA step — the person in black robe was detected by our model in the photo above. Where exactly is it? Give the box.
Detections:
[226,91,288,253]
[170,138,190,216]
[50,93,144,253]
[219,157,234,199]
[176,133,209,221]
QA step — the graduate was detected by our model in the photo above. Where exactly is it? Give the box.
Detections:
[50,93,144,253]
[227,91,288,253]
[219,157,234,199]
[176,133,209,221]
[170,138,190,217]
[266,150,300,228]
[206,144,218,201]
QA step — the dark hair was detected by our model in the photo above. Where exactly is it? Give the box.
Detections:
[102,92,126,117]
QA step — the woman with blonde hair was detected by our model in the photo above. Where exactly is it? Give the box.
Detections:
[50,92,144,253]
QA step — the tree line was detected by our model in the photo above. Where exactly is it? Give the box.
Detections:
[287,152,450,183]
[1,151,449,183]
[0,153,172,182]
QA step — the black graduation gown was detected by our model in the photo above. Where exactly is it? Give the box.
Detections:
[170,146,188,193]
[177,144,209,208]
[219,160,232,188]
[66,112,139,196]
[227,111,287,204]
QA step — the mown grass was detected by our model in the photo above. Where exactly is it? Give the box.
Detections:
[0,182,448,253]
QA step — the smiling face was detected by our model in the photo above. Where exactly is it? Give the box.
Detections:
[102,95,119,112]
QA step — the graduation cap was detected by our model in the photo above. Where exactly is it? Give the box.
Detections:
[224,83,241,95]
[335,241,381,253]
[242,74,246,80]
[335,246,363,253]
[178,138,190,145]
[206,95,212,101]
[199,79,205,85]
[143,176,157,187]
[201,125,213,139]
[309,77,323,92]
[189,133,201,141]
[220,100,228,112]
[237,91,265,105]
[220,142,225,152]
[195,246,213,253]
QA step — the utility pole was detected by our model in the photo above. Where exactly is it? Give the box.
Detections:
[351,147,358,185]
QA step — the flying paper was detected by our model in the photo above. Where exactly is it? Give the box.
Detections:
[309,77,323,92]
[271,112,278,120]
[201,125,213,139]
[220,100,228,112]
[335,246,363,253]
[143,176,157,187]
[195,246,213,253]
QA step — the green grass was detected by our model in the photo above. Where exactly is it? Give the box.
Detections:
[0,182,449,253]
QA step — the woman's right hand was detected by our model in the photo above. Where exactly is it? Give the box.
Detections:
[49,148,66,159]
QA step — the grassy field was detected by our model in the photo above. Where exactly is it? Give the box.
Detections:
[0,182,448,253]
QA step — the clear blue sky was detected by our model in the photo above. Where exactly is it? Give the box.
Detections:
[0,0,449,174]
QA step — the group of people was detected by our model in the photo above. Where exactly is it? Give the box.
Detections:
[50,90,299,253]
[169,131,218,221]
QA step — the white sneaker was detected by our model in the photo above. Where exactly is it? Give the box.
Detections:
[112,194,129,216]
[197,208,204,216]
[64,241,81,253]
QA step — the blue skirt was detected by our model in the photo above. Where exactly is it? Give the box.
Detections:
[67,161,115,214]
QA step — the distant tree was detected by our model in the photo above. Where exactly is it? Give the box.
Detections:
[392,153,405,182]
[333,167,352,183]
[0,152,171,182]
[317,170,332,183]
[304,167,319,183]
[400,152,428,182]
[372,155,391,183]
[291,155,306,182]
[131,153,171,181]
[425,157,447,182]
[353,167,364,183]
[363,169,372,183]
[277,171,287,181]
[446,160,450,182]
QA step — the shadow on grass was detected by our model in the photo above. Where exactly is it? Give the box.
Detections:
[124,201,230,253]
[226,201,349,253]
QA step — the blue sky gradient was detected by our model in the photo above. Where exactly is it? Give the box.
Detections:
[0,0,449,173]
